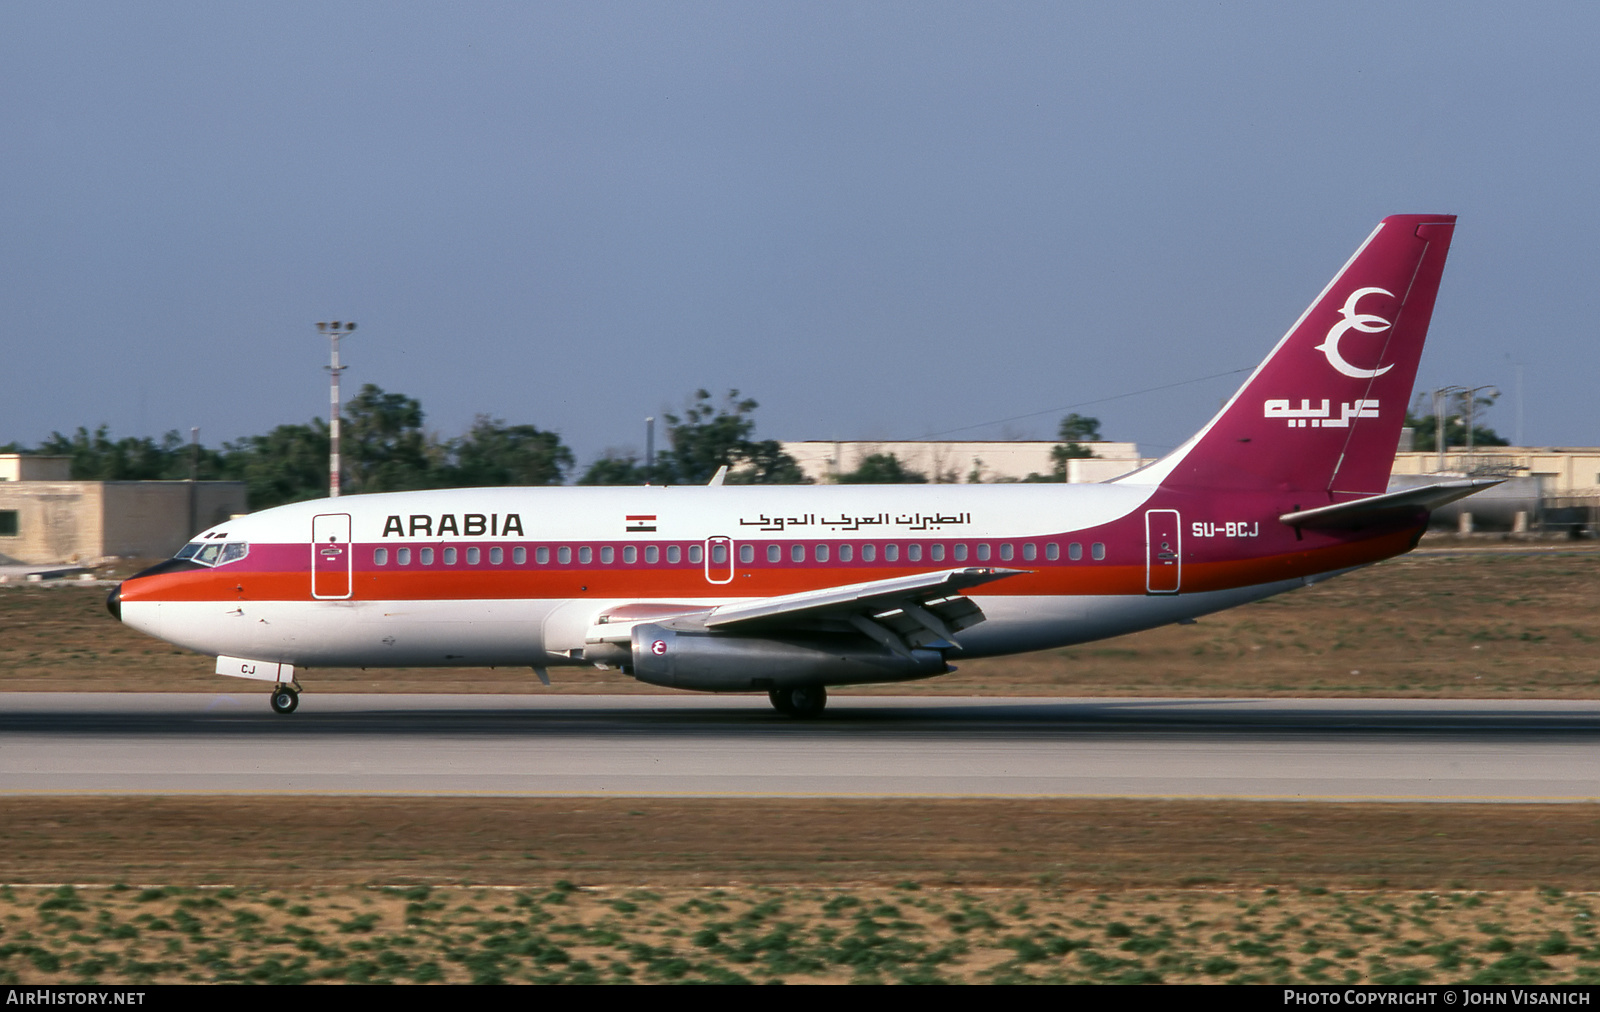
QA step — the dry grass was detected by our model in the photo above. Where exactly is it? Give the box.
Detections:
[4,797,1600,983]
[2,797,1598,891]
[7,881,1600,984]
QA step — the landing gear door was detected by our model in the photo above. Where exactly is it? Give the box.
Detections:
[1145,509,1181,595]
[312,513,353,600]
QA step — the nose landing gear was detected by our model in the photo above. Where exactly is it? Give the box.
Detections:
[270,684,301,714]
[768,685,827,718]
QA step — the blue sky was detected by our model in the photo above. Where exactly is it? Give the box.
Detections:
[3,2,1595,467]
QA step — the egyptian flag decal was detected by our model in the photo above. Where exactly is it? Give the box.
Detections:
[626,515,657,532]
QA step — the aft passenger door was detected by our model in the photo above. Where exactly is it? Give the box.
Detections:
[1144,509,1181,595]
[311,513,353,600]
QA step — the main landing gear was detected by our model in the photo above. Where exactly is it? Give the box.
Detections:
[768,685,827,718]
[269,683,301,715]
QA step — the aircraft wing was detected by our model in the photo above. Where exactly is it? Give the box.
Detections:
[587,567,1028,655]
[1278,478,1504,530]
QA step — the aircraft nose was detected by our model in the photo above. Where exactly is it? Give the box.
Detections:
[106,582,122,621]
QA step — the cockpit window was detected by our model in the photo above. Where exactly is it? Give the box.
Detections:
[178,541,248,567]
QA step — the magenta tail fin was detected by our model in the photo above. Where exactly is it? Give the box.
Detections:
[1128,214,1456,499]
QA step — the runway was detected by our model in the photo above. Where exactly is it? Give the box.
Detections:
[2,692,1599,801]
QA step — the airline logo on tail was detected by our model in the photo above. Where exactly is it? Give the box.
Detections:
[1263,398,1379,428]
[1263,286,1396,429]
[1315,287,1395,379]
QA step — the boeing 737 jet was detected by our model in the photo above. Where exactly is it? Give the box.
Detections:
[109,214,1493,716]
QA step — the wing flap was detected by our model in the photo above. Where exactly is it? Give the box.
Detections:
[702,566,1026,631]
[583,567,1027,650]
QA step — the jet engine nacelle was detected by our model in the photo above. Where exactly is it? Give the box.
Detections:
[629,621,949,692]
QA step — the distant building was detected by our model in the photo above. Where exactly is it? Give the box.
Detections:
[780,441,1152,484]
[0,455,247,565]
[0,455,71,482]
[1392,447,1600,498]
[1392,446,1600,533]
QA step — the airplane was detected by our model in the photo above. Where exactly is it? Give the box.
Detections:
[109,214,1496,717]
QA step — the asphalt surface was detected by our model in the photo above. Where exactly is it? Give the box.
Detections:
[2,692,1598,801]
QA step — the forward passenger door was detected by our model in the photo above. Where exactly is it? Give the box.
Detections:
[311,513,353,599]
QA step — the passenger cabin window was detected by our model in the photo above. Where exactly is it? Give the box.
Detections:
[930,544,944,562]
[578,547,592,564]
[689,545,703,564]
[667,545,682,564]
[1092,542,1106,560]
[467,547,481,564]
[1022,543,1036,561]
[645,546,659,564]
[444,547,457,565]
[815,544,829,563]
[739,544,753,564]
[791,544,804,563]
[397,548,412,565]
[514,547,527,564]
[953,544,968,562]
[999,544,1013,562]
[767,544,781,563]
[1068,542,1083,561]
[557,547,571,564]
[976,544,991,561]
[838,544,852,562]
[490,547,504,565]
[711,543,728,564]
[883,544,897,562]
[373,548,388,566]
[537,547,550,564]
[624,546,637,563]
[861,544,875,562]
[419,548,434,565]
[600,546,614,564]
[907,544,921,562]
[1045,543,1059,561]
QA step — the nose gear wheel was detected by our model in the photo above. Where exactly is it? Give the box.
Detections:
[270,685,300,714]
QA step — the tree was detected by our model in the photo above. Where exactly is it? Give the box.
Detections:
[1057,413,1101,442]
[220,422,331,509]
[661,389,758,484]
[1406,391,1508,452]
[837,453,928,484]
[11,388,577,509]
[39,426,224,481]
[342,385,436,493]
[576,452,652,486]
[447,416,573,486]
[726,437,809,485]
[1039,412,1103,481]
[661,389,807,485]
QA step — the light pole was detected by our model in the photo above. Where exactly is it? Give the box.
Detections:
[1460,384,1499,468]
[1428,386,1466,473]
[317,321,356,497]
[645,416,655,481]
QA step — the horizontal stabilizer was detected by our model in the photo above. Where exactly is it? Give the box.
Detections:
[1278,479,1504,529]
